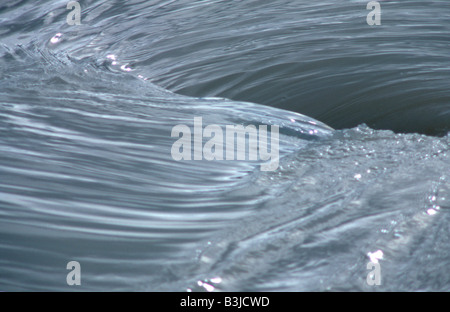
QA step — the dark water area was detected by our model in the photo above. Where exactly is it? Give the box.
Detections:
[0,0,449,291]
[108,0,450,136]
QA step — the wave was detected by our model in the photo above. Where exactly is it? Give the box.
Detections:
[0,0,449,291]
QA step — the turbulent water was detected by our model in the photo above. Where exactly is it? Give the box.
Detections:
[0,0,449,291]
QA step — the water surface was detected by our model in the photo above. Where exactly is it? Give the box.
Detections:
[0,0,449,291]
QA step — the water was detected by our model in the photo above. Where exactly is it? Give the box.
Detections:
[0,0,449,291]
